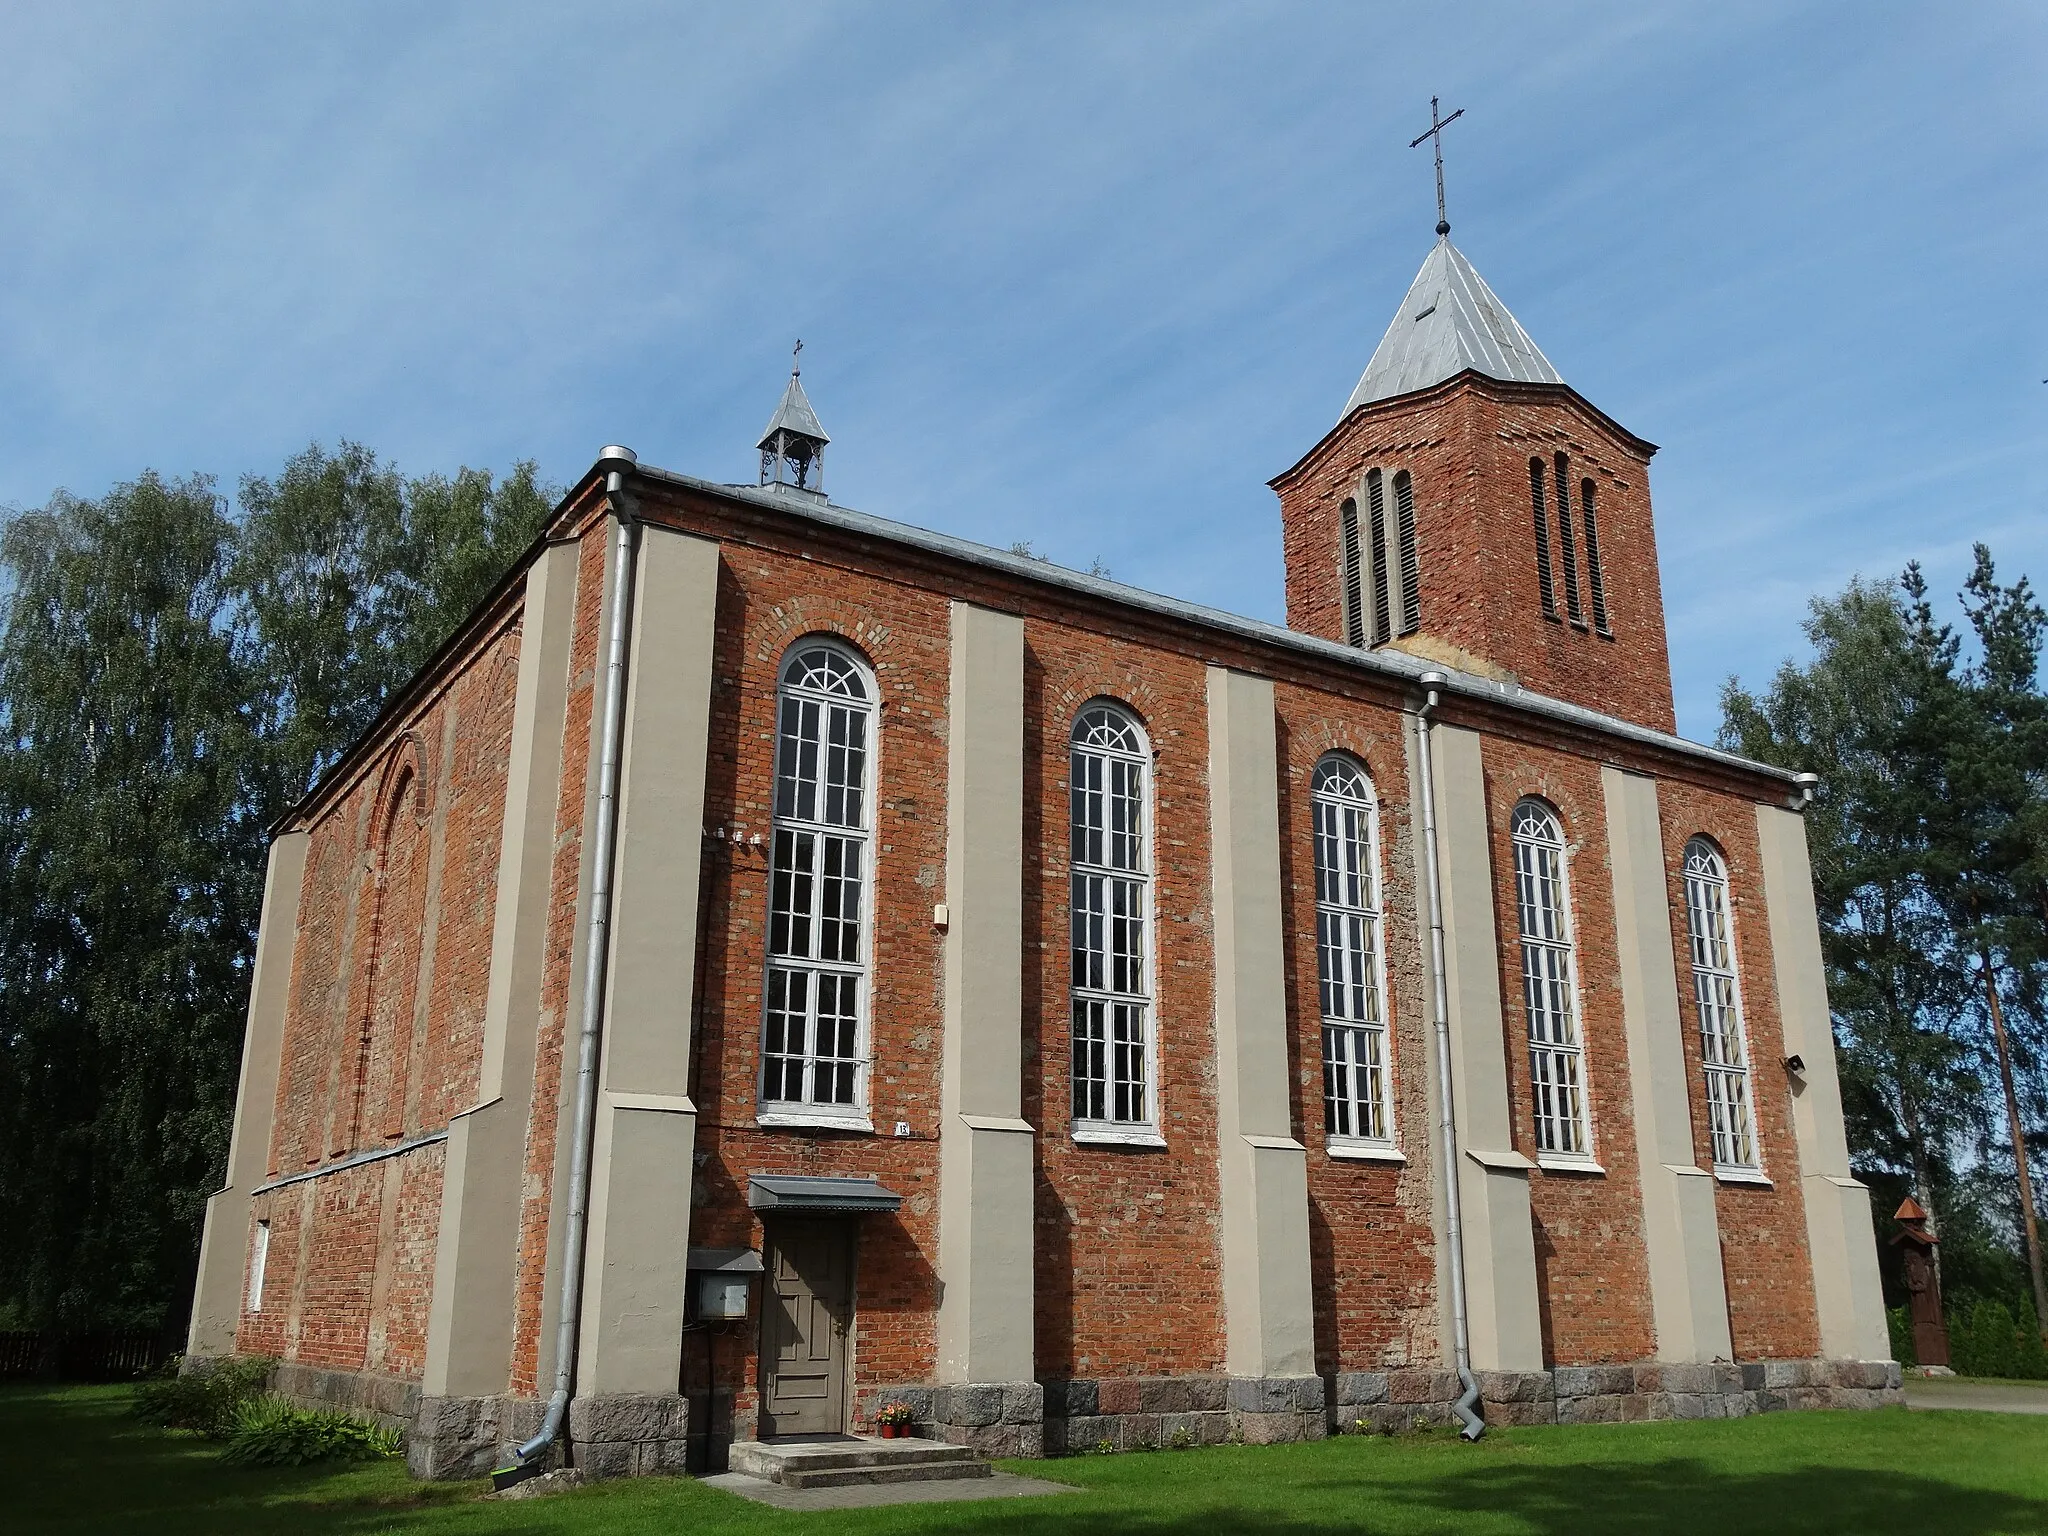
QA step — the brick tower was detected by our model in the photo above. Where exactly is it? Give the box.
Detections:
[1271,234,1675,733]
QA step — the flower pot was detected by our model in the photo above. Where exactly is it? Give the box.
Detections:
[879,1423,901,1438]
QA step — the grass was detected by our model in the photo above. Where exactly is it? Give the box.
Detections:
[8,1383,2048,1535]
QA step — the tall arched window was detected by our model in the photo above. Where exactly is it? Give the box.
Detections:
[1314,756,1394,1147]
[1070,702,1154,1134]
[761,639,874,1117]
[1512,800,1591,1157]
[1682,839,1758,1171]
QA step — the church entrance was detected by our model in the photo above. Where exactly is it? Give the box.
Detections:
[758,1218,855,1437]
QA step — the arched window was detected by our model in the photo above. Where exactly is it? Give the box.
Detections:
[761,639,874,1116]
[1683,839,1758,1171]
[1339,497,1365,648]
[1314,756,1394,1146]
[1393,470,1420,635]
[1529,457,1558,619]
[1512,800,1591,1157]
[1070,702,1154,1133]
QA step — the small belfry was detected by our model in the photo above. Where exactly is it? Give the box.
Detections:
[758,340,830,496]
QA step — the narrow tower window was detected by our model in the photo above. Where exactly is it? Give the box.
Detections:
[1314,756,1395,1146]
[1393,471,1421,634]
[1529,458,1557,619]
[761,639,875,1116]
[1512,800,1591,1157]
[1683,840,1759,1171]
[1553,453,1584,626]
[1339,497,1365,648]
[1580,477,1610,634]
[1365,470,1391,646]
[1070,703,1155,1133]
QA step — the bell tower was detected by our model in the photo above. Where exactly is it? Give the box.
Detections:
[1270,233,1675,733]
[758,342,830,498]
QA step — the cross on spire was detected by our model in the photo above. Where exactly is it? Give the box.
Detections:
[792,337,803,376]
[1408,96,1465,237]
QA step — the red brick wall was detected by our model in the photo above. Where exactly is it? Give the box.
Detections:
[1481,740,1657,1366]
[1657,782,1821,1359]
[1274,686,1442,1372]
[1273,377,1676,734]
[1024,620,1225,1383]
[240,466,1830,1408]
[241,608,522,1378]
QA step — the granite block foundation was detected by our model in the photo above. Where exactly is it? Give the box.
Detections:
[1329,1359,1903,1435]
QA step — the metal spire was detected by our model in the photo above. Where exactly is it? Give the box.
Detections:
[1408,96,1465,238]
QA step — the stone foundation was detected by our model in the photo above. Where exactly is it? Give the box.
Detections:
[565,1392,692,1478]
[408,1394,547,1480]
[854,1381,1047,1457]
[1331,1358,1905,1434]
[270,1361,419,1430]
[1034,1374,1328,1452]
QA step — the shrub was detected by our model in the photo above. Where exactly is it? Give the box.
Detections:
[1947,1300,2048,1381]
[134,1355,275,1438]
[220,1395,402,1467]
[1887,1306,1916,1367]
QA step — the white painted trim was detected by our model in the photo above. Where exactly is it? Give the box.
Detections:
[1536,1155,1607,1175]
[1327,1139,1407,1164]
[1715,1166,1774,1187]
[756,1109,875,1134]
[1071,1125,1168,1149]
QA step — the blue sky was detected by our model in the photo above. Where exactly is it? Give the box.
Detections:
[1,2,2041,741]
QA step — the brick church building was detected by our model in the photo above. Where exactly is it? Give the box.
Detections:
[187,226,1899,1480]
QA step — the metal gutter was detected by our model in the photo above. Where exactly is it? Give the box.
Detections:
[500,446,642,1488]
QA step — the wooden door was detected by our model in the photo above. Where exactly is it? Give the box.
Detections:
[760,1220,854,1436]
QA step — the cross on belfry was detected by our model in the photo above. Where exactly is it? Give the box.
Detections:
[792,338,803,377]
[1409,96,1465,237]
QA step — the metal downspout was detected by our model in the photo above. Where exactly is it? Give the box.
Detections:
[501,446,641,1485]
[1415,671,1484,1441]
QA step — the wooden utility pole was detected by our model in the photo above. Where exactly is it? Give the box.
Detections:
[1980,946,2048,1346]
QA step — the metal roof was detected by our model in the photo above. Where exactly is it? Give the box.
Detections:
[757,371,829,449]
[747,1174,902,1214]
[637,464,1800,791]
[1343,236,1564,415]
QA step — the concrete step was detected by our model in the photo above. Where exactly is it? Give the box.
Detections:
[782,1458,996,1490]
[729,1435,990,1488]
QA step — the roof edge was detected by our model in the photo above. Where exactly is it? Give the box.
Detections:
[1269,371,1658,491]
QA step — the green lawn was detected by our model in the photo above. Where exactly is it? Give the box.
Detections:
[10,1383,2048,1535]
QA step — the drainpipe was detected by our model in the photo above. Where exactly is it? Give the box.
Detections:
[1414,671,1484,1441]
[499,446,641,1487]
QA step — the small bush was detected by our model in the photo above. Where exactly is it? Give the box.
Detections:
[1887,1306,1916,1367]
[220,1395,402,1467]
[134,1355,275,1438]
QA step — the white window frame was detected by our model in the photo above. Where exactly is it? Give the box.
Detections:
[247,1219,270,1314]
[1512,800,1598,1167]
[756,637,877,1133]
[1683,838,1765,1179]
[1313,755,1402,1160]
[1068,701,1162,1147]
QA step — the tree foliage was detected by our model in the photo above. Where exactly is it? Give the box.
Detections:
[0,446,553,1331]
[1722,546,2048,1335]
